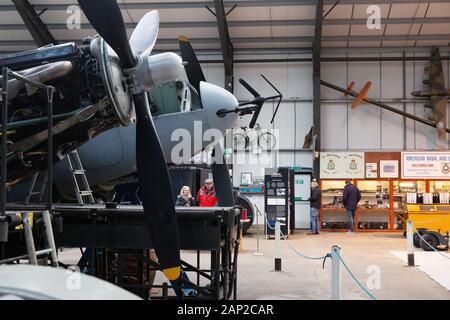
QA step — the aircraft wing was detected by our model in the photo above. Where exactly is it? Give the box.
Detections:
[411,47,448,138]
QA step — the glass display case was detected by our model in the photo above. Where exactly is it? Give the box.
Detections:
[321,180,347,229]
[357,181,390,230]
[393,181,426,230]
[320,178,449,232]
[430,181,450,193]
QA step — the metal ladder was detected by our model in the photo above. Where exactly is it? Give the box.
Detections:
[0,211,58,267]
[25,171,48,205]
[66,150,95,205]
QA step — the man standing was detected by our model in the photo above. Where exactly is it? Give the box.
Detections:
[343,180,361,234]
[308,180,321,235]
[197,179,218,207]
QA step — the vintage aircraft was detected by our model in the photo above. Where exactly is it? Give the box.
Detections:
[321,47,450,141]
[411,47,449,139]
[44,39,282,203]
[1,0,194,295]
[3,0,281,296]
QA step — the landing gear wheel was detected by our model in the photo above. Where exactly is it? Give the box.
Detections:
[420,234,438,251]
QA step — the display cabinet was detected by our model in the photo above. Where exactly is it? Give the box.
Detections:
[357,181,390,230]
[320,179,431,232]
[321,180,347,229]
[430,181,450,193]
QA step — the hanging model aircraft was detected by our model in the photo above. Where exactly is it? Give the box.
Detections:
[321,47,450,140]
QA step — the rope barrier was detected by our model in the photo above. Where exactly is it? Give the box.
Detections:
[257,205,379,300]
[335,250,378,300]
[396,212,450,259]
[262,209,331,261]
[413,227,450,260]
[280,228,332,261]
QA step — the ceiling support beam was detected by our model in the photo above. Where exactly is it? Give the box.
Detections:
[3,33,450,48]
[11,0,56,47]
[213,0,234,93]
[0,0,447,11]
[313,0,323,180]
[2,16,450,31]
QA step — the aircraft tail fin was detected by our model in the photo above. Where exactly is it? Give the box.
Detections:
[344,81,356,96]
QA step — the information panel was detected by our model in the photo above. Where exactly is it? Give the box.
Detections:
[402,152,450,178]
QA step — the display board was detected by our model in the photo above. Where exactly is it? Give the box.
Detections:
[402,152,450,179]
[380,160,399,178]
[320,152,365,179]
[294,174,311,201]
[294,174,311,230]
[365,163,378,178]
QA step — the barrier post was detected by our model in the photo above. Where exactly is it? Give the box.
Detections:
[274,220,281,271]
[253,206,263,256]
[407,220,415,267]
[331,245,341,300]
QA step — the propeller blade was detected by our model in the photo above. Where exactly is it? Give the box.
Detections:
[130,11,159,57]
[239,78,261,98]
[179,35,206,93]
[239,78,263,129]
[211,146,234,207]
[270,97,282,124]
[134,92,182,294]
[351,81,372,109]
[78,0,136,68]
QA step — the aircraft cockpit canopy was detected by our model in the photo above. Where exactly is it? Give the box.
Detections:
[148,80,202,116]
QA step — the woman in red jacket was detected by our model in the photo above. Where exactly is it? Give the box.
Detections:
[197,179,218,207]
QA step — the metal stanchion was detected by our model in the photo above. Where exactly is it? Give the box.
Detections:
[406,220,415,267]
[23,212,37,265]
[46,87,55,214]
[274,220,281,271]
[331,245,341,300]
[42,210,58,267]
[0,67,9,244]
[253,206,263,256]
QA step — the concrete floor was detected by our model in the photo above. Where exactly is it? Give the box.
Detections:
[235,229,450,300]
[59,229,450,300]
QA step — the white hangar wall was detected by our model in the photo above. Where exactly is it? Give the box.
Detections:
[200,55,314,187]
[321,51,450,151]
[198,49,450,187]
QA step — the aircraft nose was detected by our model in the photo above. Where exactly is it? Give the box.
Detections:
[200,81,238,131]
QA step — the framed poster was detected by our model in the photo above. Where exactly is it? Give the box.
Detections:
[240,172,252,185]
[365,163,378,178]
[380,160,399,178]
[320,152,364,179]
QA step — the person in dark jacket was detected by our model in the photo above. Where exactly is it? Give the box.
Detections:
[308,180,321,235]
[175,186,196,207]
[342,180,361,233]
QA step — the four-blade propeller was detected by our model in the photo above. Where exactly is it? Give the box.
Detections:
[78,0,183,293]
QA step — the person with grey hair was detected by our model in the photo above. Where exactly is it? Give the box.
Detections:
[307,180,321,235]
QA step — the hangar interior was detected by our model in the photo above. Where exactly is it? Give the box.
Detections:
[1,0,450,301]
